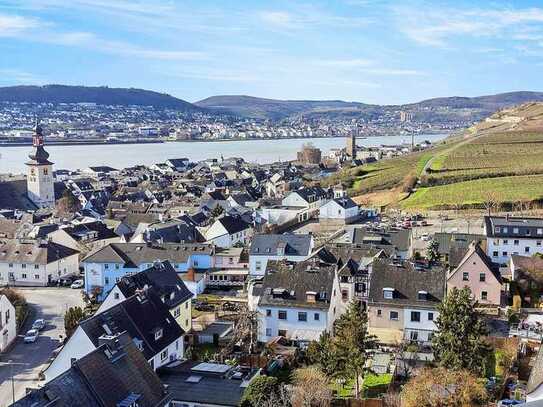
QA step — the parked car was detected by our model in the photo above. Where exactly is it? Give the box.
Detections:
[32,319,46,331]
[70,279,84,289]
[421,234,431,241]
[24,329,39,343]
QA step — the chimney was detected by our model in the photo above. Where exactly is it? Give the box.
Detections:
[306,291,317,303]
[186,267,196,282]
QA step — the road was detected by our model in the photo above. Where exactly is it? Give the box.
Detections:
[0,287,83,406]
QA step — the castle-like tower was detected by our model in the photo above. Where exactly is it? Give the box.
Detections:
[346,127,356,158]
[26,121,55,208]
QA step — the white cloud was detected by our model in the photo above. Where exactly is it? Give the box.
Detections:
[0,69,44,84]
[318,58,374,68]
[0,14,39,36]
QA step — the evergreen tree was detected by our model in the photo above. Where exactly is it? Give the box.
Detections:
[432,287,491,376]
[306,331,337,377]
[426,239,440,262]
[333,301,378,398]
[64,306,87,338]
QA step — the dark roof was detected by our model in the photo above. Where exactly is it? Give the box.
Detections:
[207,190,226,201]
[117,261,193,308]
[511,254,543,274]
[351,227,411,253]
[13,332,170,407]
[88,166,118,173]
[0,239,79,265]
[328,197,358,209]
[259,257,337,310]
[0,179,37,211]
[217,216,252,235]
[290,186,329,203]
[368,259,446,308]
[250,234,312,256]
[229,193,255,206]
[159,361,259,407]
[62,221,118,242]
[82,243,213,267]
[485,215,543,238]
[433,232,486,265]
[80,290,183,360]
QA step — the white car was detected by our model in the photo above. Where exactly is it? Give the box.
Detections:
[421,234,431,241]
[70,279,84,289]
[24,329,39,343]
[32,319,46,331]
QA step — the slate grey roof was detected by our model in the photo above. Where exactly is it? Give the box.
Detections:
[159,361,259,407]
[117,261,193,308]
[368,259,446,308]
[217,216,252,235]
[259,258,337,310]
[351,227,411,254]
[82,243,213,267]
[249,234,312,257]
[485,215,543,238]
[62,221,118,242]
[80,289,183,361]
[329,197,358,209]
[0,179,37,211]
[433,232,486,267]
[0,239,79,265]
[13,332,170,407]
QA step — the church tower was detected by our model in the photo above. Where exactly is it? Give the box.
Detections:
[346,127,356,158]
[26,121,55,208]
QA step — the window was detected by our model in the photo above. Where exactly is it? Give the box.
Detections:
[513,228,519,234]
[538,241,542,247]
[278,329,287,337]
[479,273,486,282]
[503,251,508,256]
[34,274,39,279]
[298,312,307,322]
[538,228,543,235]
[428,312,434,321]
[463,272,469,281]
[417,291,427,301]
[278,310,287,320]
[410,331,419,341]
[160,349,168,360]
[8,264,12,268]
[155,329,163,340]
[105,277,109,284]
[389,311,399,320]
[494,226,500,233]
[115,264,120,270]
[255,261,262,271]
[410,311,421,322]
[514,240,519,245]
[265,328,272,336]
[314,313,320,321]
[481,291,488,301]
[377,309,382,317]
[492,251,498,257]
[21,264,26,269]
[383,289,393,299]
[503,239,508,244]
[266,309,271,317]
[104,264,109,269]
[34,264,39,269]
[21,273,27,279]
[341,290,349,302]
[114,292,120,300]
[525,247,530,253]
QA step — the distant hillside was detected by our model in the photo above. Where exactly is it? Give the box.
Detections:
[196,95,370,120]
[327,101,543,210]
[197,91,543,121]
[0,85,203,112]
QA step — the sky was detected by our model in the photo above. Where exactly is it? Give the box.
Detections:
[1,0,543,104]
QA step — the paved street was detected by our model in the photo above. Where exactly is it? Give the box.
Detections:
[0,287,84,406]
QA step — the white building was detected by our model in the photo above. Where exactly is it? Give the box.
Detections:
[0,295,16,352]
[44,289,184,382]
[250,258,342,346]
[0,239,80,286]
[248,234,314,276]
[281,186,330,210]
[205,216,253,248]
[484,215,543,264]
[319,197,360,223]
[26,122,55,208]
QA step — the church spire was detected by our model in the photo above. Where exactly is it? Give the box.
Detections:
[27,119,53,165]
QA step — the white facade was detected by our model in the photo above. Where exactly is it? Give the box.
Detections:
[0,295,16,352]
[487,237,543,264]
[318,200,359,220]
[249,252,313,276]
[205,222,252,248]
[282,191,328,209]
[0,253,79,287]
[27,163,55,208]
[402,307,438,343]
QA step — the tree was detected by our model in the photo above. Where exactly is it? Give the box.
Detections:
[291,367,332,407]
[0,288,28,329]
[64,306,87,338]
[241,376,279,407]
[482,190,501,216]
[211,205,224,218]
[55,189,81,217]
[432,287,491,376]
[401,367,488,407]
[333,301,378,398]
[426,239,440,263]
[306,331,337,377]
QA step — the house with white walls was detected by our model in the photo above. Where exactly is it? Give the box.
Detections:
[204,216,253,248]
[44,288,185,382]
[0,294,16,352]
[248,234,314,276]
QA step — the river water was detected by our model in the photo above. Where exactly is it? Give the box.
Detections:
[0,134,447,174]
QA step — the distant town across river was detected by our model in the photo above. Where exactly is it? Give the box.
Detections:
[0,133,447,174]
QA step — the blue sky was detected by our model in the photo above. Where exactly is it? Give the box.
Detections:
[1,0,543,104]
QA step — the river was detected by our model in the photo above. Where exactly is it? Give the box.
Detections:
[0,134,447,174]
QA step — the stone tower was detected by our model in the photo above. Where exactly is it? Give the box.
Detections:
[26,120,55,208]
[346,127,356,158]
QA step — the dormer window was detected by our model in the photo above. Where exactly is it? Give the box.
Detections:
[383,288,394,299]
[417,290,428,301]
[494,227,500,233]
[154,328,163,340]
[513,227,519,234]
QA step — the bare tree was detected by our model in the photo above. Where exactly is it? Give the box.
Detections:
[482,190,502,216]
[291,367,332,407]
[256,385,292,407]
